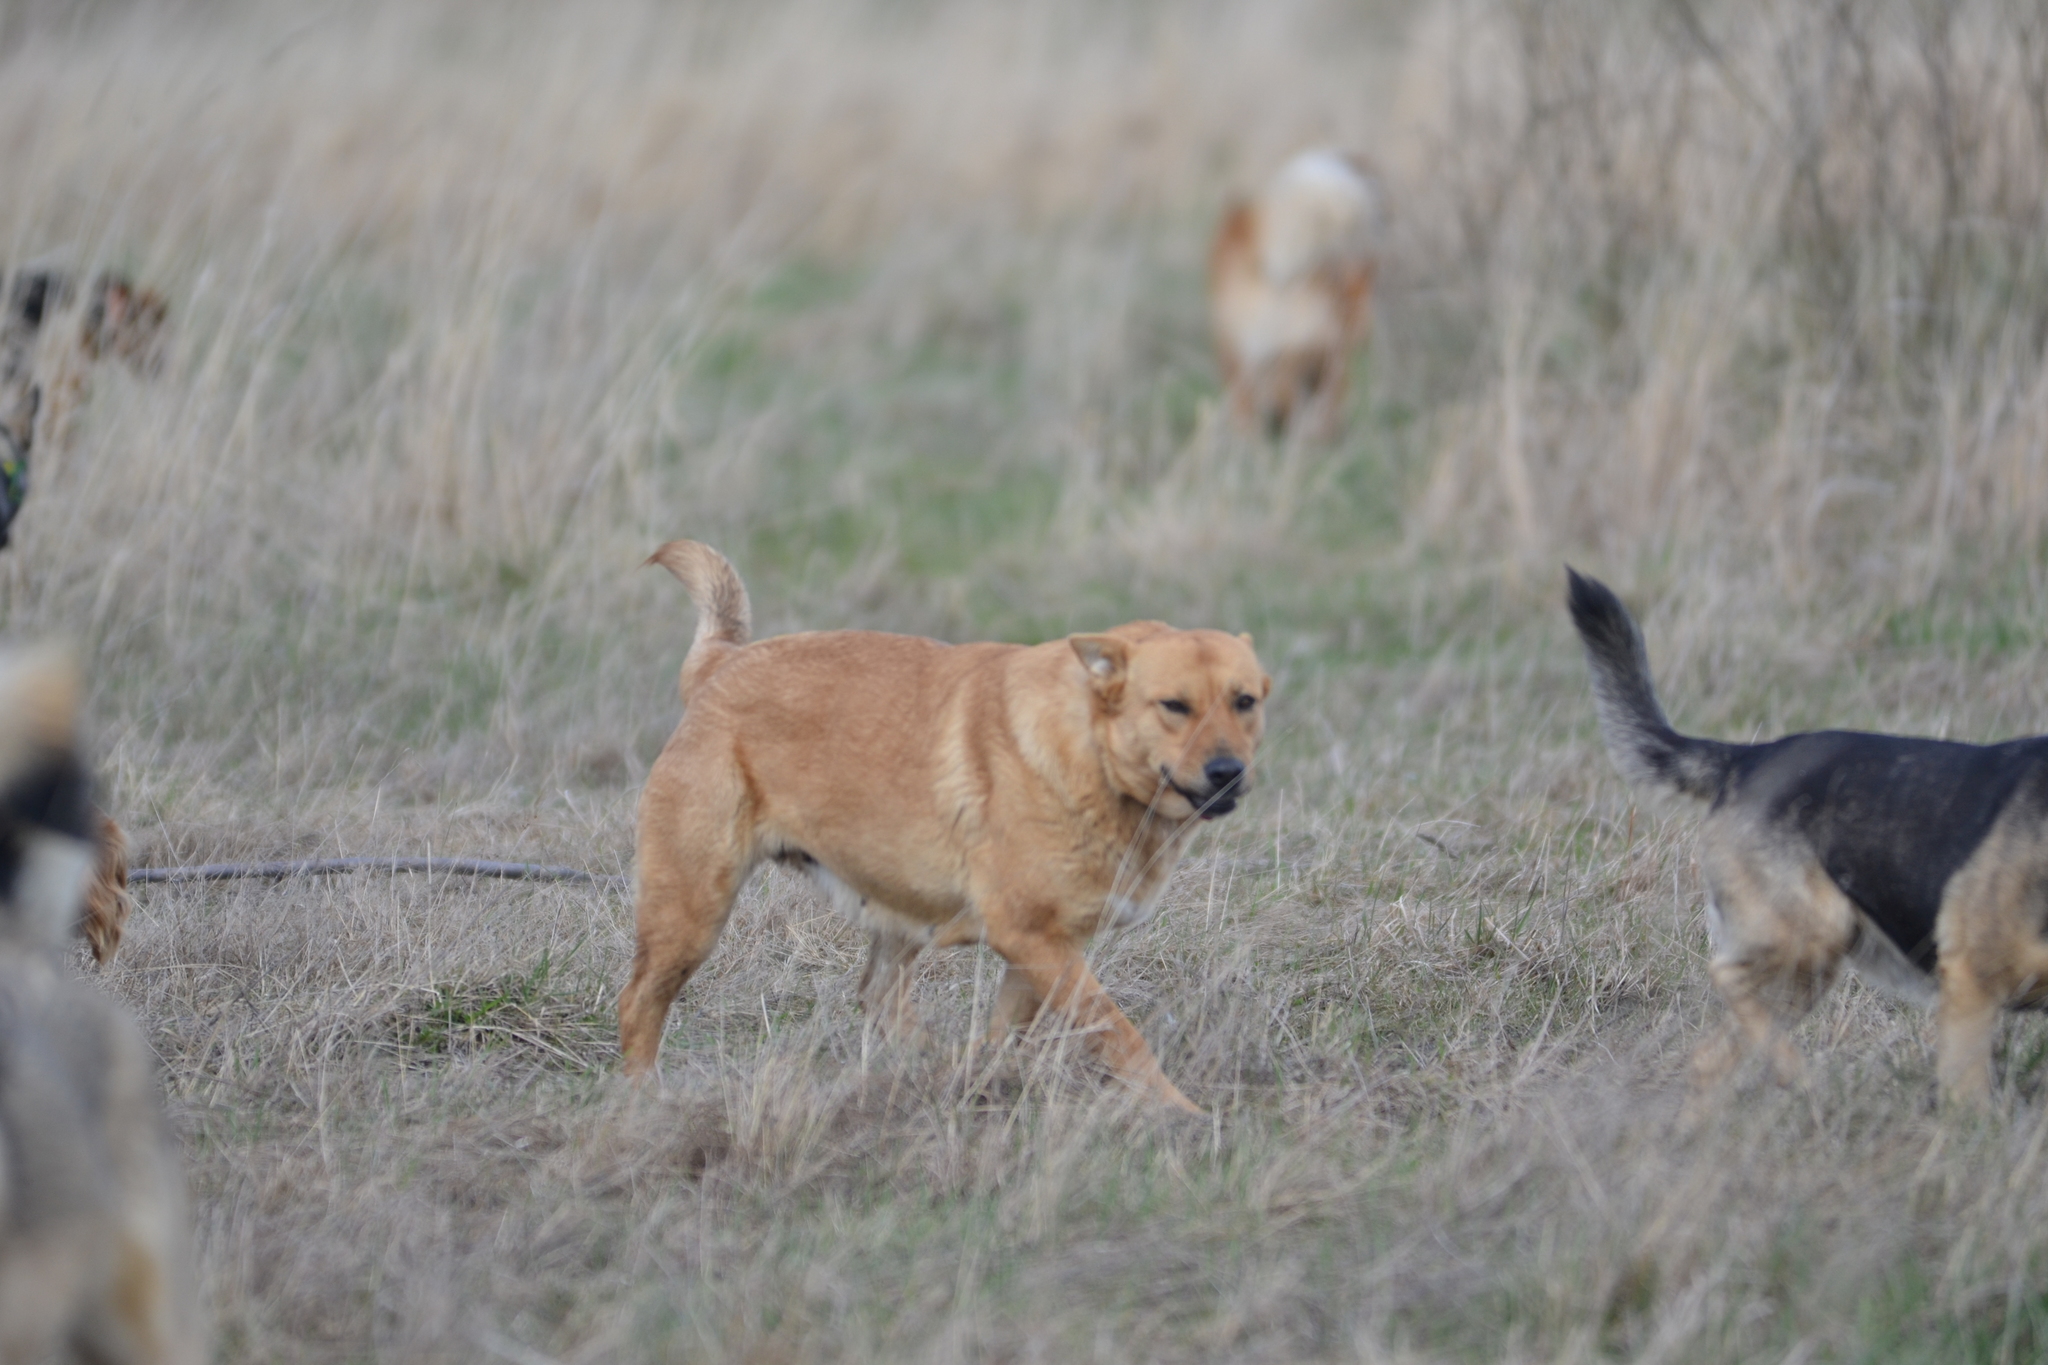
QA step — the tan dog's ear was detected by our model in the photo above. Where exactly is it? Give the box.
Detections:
[1260,672,1273,699]
[1239,632,1254,648]
[1069,634,1130,702]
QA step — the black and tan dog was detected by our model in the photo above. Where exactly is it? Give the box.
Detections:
[625,541,1270,1113]
[1570,568,2048,1108]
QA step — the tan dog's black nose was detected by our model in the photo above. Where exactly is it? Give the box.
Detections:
[1204,756,1245,793]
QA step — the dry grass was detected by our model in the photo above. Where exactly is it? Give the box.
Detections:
[6,0,2048,1359]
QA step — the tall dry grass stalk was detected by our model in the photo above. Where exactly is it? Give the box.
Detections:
[1399,0,2048,594]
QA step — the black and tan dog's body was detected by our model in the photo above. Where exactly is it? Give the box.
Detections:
[1570,568,2048,1107]
[624,542,1270,1113]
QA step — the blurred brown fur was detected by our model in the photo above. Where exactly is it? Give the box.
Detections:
[81,808,131,966]
[1209,149,1381,440]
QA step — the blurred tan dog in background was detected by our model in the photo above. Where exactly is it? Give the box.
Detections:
[1209,149,1383,440]
[623,541,1271,1113]
[0,648,203,1364]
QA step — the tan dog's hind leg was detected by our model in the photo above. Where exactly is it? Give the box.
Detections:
[858,928,930,1046]
[620,757,753,1078]
[984,921,1198,1114]
[1303,349,1347,444]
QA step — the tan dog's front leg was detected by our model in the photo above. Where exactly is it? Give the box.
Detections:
[1936,958,2000,1110]
[985,925,1199,1114]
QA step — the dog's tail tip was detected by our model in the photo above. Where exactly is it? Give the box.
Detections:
[1564,564,1624,627]
[646,539,751,654]
[643,538,713,576]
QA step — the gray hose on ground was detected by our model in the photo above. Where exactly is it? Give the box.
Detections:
[130,857,629,891]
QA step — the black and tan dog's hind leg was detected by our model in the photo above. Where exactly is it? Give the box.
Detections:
[1924,813,2048,1108]
[1687,811,1861,1097]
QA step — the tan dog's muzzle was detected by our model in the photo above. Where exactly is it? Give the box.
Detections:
[1160,753,1250,819]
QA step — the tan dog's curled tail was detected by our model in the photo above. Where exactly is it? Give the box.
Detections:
[646,540,751,701]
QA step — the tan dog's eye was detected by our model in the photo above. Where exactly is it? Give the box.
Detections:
[1159,699,1191,716]
[1233,694,1257,713]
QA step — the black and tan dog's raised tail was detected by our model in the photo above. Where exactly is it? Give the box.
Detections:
[1565,567,1740,803]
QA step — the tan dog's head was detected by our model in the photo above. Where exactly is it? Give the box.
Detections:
[1070,624,1271,821]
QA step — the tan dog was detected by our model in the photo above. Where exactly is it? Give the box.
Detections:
[623,542,1271,1113]
[1210,149,1383,440]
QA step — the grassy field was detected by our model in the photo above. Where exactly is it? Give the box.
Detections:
[11,0,2048,1359]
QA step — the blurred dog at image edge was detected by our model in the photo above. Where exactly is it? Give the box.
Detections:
[0,647,203,1364]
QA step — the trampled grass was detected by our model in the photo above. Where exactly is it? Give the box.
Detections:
[11,0,2048,1359]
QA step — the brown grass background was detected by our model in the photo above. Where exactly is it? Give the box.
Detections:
[8,0,2048,1358]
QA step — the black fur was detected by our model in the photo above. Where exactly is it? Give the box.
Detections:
[5,269,71,331]
[0,749,95,844]
[0,750,94,921]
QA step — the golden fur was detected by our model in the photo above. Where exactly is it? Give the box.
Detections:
[81,808,133,966]
[623,541,1271,1113]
